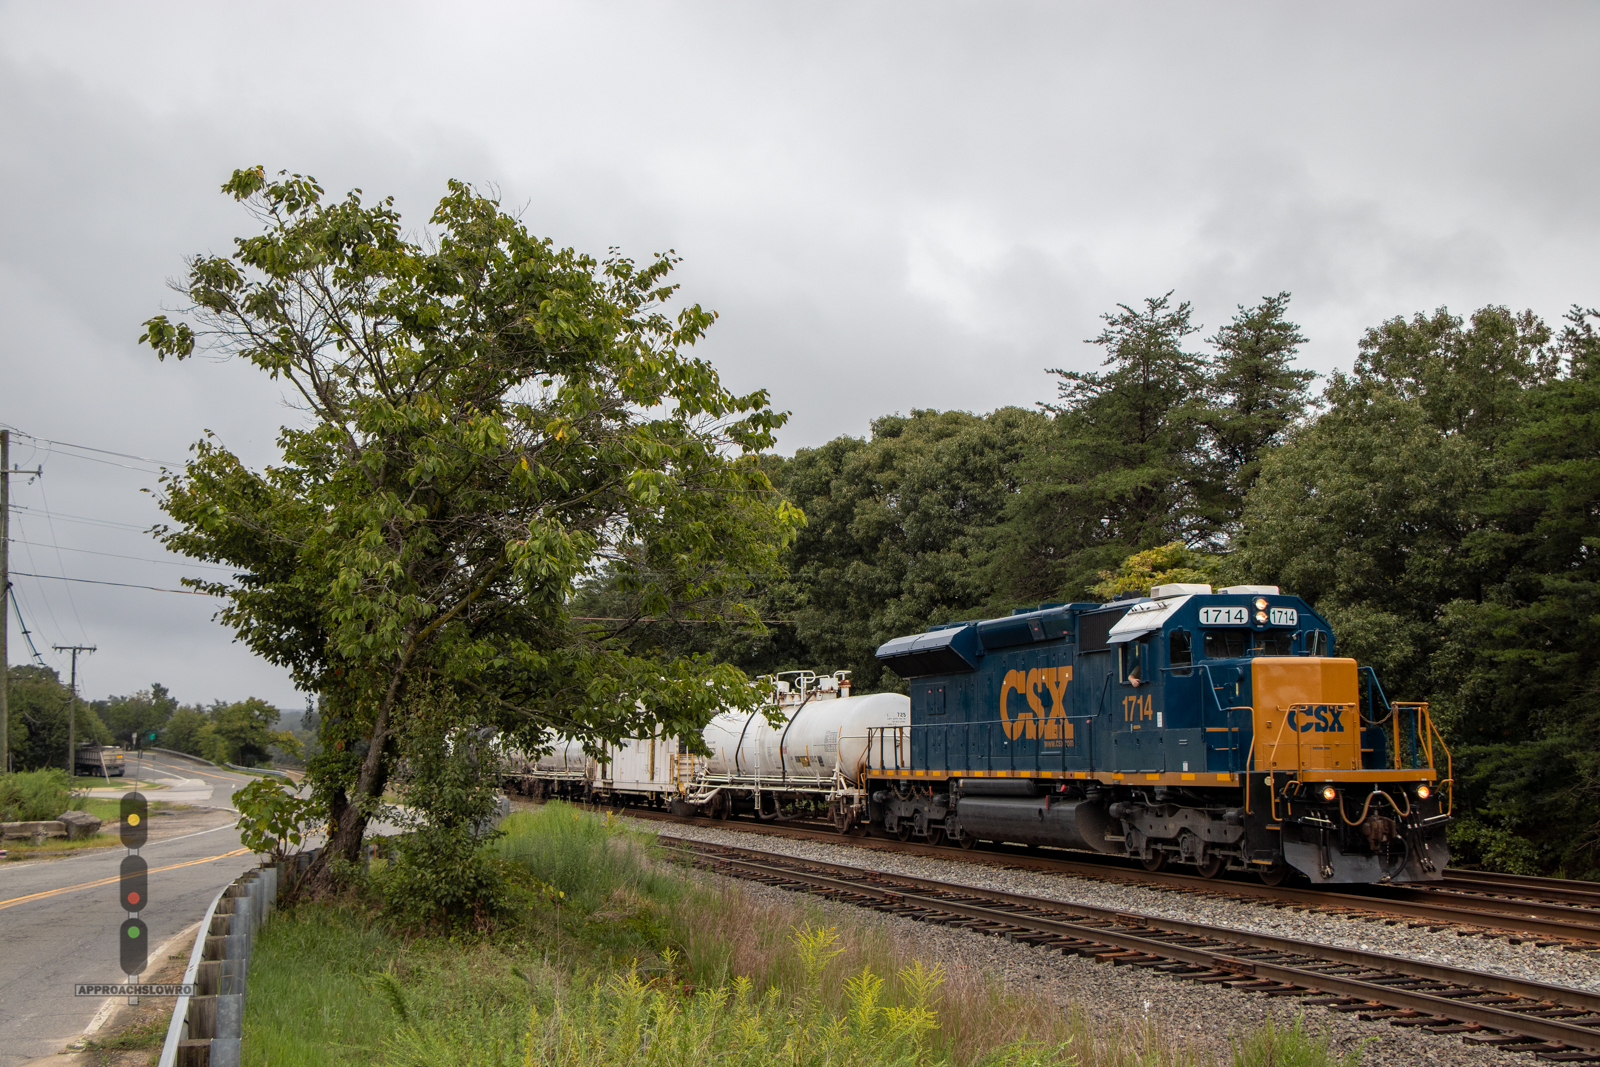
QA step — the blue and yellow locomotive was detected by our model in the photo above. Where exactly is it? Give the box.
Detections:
[856,584,1451,884]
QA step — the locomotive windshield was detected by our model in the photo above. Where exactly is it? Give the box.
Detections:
[1202,629,1297,658]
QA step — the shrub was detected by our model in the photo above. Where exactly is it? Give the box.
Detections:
[0,768,85,822]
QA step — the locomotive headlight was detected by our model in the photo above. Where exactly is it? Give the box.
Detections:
[1415,784,1431,800]
[1320,785,1337,802]
[1255,611,1269,624]
[1254,597,1269,610]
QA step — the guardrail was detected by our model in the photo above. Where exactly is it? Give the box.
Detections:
[145,748,292,780]
[157,848,314,1067]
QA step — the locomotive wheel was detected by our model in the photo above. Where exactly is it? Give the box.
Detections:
[1140,852,1167,872]
[1196,855,1224,879]
[1258,865,1290,887]
[895,822,913,842]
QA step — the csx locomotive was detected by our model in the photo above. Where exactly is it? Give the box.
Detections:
[850,583,1452,883]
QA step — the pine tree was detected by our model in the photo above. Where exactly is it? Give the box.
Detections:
[1199,292,1313,527]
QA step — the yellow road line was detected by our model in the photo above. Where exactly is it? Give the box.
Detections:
[0,848,253,911]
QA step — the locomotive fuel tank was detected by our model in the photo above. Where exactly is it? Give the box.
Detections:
[951,794,1120,853]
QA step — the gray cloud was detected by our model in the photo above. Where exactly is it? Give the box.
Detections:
[2,1,1596,704]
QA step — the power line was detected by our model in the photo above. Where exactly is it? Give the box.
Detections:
[7,503,153,533]
[0,425,183,469]
[8,539,235,572]
[10,570,216,596]
[36,479,90,644]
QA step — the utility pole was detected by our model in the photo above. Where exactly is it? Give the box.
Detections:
[2,429,8,774]
[54,644,95,777]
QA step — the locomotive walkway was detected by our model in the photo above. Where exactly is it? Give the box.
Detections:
[669,836,1600,1061]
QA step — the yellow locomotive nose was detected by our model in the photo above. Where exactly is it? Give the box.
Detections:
[1251,656,1361,772]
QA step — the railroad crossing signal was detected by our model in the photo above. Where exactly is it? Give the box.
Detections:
[120,918,147,975]
[119,793,148,849]
[120,855,147,912]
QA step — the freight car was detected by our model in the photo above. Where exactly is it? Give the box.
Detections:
[504,671,910,820]
[846,584,1451,884]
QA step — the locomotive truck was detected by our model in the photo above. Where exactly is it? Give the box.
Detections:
[508,583,1450,885]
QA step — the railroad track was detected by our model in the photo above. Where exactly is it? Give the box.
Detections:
[666,836,1600,1062]
[585,803,1600,946]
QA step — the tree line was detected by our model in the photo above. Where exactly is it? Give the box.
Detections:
[3,671,300,770]
[583,294,1600,880]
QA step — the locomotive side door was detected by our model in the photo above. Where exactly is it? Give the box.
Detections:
[1111,636,1160,772]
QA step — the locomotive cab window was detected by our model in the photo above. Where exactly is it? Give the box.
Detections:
[1120,639,1149,685]
[1169,629,1192,675]
[1251,631,1295,656]
[1203,629,1247,659]
[1308,630,1332,656]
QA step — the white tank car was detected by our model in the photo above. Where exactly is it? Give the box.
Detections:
[502,671,911,819]
[701,690,910,788]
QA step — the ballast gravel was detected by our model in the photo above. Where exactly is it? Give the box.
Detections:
[644,819,1597,1064]
[648,821,1600,996]
[727,877,1531,1067]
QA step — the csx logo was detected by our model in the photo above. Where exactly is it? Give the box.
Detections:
[1287,705,1346,733]
[1000,666,1072,741]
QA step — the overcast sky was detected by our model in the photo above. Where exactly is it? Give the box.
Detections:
[2,2,1596,709]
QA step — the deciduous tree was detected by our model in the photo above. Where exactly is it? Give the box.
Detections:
[142,167,799,878]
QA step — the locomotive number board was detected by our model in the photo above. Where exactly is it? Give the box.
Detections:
[1199,607,1247,625]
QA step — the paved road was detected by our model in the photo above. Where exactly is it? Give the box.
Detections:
[0,755,262,1066]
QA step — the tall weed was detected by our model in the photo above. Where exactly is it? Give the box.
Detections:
[0,769,85,822]
[495,802,674,912]
[1230,1015,1365,1067]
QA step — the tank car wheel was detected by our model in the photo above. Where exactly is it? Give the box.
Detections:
[894,822,913,842]
[1140,852,1167,872]
[955,829,978,850]
[1258,865,1290,887]
[925,827,945,847]
[1196,855,1224,879]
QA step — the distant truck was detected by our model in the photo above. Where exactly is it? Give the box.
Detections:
[75,744,126,778]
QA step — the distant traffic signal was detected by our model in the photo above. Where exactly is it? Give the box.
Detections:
[120,855,147,912]
[120,792,147,849]
[120,918,148,975]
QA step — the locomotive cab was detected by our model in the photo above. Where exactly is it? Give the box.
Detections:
[868,584,1451,884]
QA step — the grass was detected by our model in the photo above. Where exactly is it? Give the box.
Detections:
[241,802,1367,1067]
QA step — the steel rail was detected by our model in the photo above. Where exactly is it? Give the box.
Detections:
[664,837,1600,1015]
[601,804,1600,942]
[669,840,1600,1055]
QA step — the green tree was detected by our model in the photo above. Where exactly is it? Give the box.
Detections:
[97,683,178,747]
[779,407,1049,690]
[1230,305,1556,699]
[1199,292,1314,524]
[996,293,1207,602]
[160,706,208,756]
[1429,307,1600,875]
[141,167,798,879]
[1089,542,1222,601]
[195,697,290,766]
[4,666,109,770]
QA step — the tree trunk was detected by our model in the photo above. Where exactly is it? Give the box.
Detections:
[304,699,393,894]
